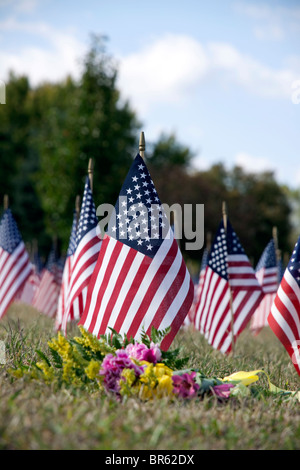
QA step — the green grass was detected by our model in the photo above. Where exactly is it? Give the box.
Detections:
[0,303,300,450]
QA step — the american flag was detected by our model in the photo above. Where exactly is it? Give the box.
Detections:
[17,268,41,305]
[268,236,300,376]
[250,239,278,335]
[32,247,61,318]
[55,210,78,330]
[78,154,194,351]
[0,208,32,318]
[185,247,209,327]
[61,176,101,333]
[194,219,264,354]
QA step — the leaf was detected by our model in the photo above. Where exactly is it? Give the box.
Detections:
[35,349,51,367]
[48,346,63,369]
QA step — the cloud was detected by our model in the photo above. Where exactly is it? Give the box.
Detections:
[234,2,300,40]
[117,34,209,113]
[117,33,300,116]
[0,17,86,85]
[234,151,276,174]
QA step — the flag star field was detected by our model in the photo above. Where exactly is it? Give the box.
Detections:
[107,154,169,258]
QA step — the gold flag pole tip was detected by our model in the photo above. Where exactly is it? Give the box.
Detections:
[139,132,145,158]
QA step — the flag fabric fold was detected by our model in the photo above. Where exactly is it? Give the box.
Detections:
[194,219,264,354]
[268,236,300,376]
[56,210,78,330]
[61,176,101,333]
[78,153,194,350]
[0,208,32,318]
[250,239,279,335]
[32,247,62,318]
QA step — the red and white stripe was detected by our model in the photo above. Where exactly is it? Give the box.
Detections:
[32,269,59,318]
[79,227,194,351]
[251,266,278,334]
[18,270,40,305]
[268,268,300,376]
[62,228,101,333]
[0,242,32,318]
[194,253,263,354]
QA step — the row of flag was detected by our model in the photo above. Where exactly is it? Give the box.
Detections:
[0,144,300,376]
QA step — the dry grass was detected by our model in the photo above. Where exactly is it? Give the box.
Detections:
[0,303,300,450]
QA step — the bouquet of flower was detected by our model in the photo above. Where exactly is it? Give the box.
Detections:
[7,326,300,403]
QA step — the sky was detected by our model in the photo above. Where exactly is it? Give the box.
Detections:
[0,0,300,188]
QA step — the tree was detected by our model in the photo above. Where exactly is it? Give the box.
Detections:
[34,35,141,251]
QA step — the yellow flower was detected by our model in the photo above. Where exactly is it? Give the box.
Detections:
[36,361,55,382]
[74,326,115,356]
[222,370,263,386]
[48,332,72,360]
[138,362,174,400]
[156,374,174,398]
[85,359,101,380]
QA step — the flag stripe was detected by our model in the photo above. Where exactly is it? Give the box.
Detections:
[0,243,32,317]
[268,267,300,375]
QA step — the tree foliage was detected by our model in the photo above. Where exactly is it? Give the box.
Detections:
[0,35,294,269]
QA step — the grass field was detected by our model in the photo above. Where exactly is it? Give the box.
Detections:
[0,303,299,451]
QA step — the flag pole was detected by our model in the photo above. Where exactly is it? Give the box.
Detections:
[88,158,94,193]
[139,131,145,159]
[3,194,9,210]
[222,201,235,355]
[206,231,212,252]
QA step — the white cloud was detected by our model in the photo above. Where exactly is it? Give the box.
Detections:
[117,33,300,117]
[234,2,300,40]
[234,151,276,174]
[117,34,208,113]
[0,18,86,85]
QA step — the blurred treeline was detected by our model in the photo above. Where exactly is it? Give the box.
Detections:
[0,36,298,270]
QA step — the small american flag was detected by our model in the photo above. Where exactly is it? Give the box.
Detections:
[78,154,194,350]
[250,239,278,335]
[194,219,264,354]
[56,210,78,330]
[0,208,32,318]
[268,236,300,376]
[62,176,101,333]
[17,268,40,305]
[32,247,61,318]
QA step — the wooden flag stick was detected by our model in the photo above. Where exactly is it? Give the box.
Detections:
[222,201,235,355]
[3,194,9,210]
[206,231,212,252]
[139,131,145,158]
[88,158,94,193]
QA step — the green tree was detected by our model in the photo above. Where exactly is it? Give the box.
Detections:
[34,35,141,251]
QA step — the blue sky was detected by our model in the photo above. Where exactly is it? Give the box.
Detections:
[0,0,300,187]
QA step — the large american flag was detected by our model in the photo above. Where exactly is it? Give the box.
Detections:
[62,176,101,333]
[78,154,194,350]
[0,208,32,318]
[32,247,61,318]
[194,219,264,354]
[56,210,78,330]
[268,236,300,376]
[250,239,278,335]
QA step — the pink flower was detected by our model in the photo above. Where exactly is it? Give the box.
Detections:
[212,383,235,399]
[100,350,144,395]
[172,372,200,399]
[126,342,161,364]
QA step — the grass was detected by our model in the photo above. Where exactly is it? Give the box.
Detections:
[0,303,300,450]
